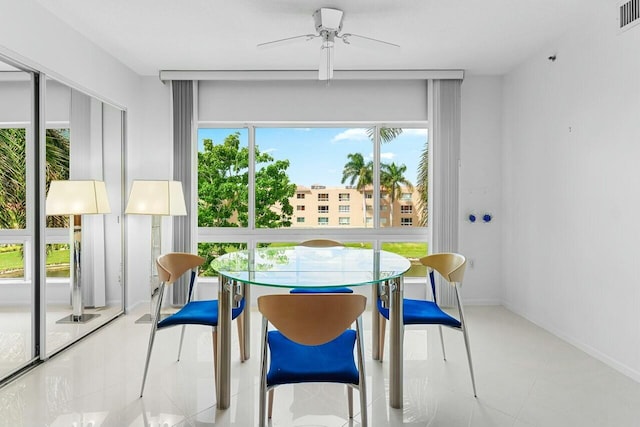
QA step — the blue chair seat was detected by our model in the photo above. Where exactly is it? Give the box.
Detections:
[266,329,359,386]
[377,298,461,328]
[158,298,245,329]
[290,287,353,294]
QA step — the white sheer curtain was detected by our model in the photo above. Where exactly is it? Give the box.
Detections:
[431,79,462,306]
[170,80,194,305]
[69,89,106,308]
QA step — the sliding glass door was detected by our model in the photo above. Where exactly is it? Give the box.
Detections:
[0,56,125,382]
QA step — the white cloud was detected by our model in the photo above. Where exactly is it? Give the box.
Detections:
[263,148,277,154]
[401,128,428,137]
[381,152,396,160]
[332,128,368,142]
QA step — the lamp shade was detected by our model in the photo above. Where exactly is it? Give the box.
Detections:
[125,180,187,216]
[46,180,111,215]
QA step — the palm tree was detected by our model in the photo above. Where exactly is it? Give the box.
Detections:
[0,128,27,229]
[416,141,429,226]
[0,128,70,230]
[341,153,373,226]
[366,127,403,144]
[381,162,413,226]
[45,129,70,228]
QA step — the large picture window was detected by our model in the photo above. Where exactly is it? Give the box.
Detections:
[196,124,429,276]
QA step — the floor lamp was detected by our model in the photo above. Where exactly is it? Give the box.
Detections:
[125,180,187,323]
[45,180,111,323]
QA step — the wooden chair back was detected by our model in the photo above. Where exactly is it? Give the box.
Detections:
[156,253,205,284]
[419,252,467,284]
[258,294,366,346]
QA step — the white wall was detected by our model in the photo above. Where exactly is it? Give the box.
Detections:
[460,75,503,304]
[502,4,640,379]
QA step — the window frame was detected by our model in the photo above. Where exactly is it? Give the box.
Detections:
[195,122,429,252]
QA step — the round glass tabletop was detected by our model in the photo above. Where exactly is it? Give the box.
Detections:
[210,246,411,289]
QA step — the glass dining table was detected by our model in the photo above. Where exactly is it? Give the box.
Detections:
[210,245,411,410]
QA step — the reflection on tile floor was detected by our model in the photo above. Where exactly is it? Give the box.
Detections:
[1,305,640,426]
[0,305,122,379]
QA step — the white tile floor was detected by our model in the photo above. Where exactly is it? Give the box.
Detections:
[1,305,639,427]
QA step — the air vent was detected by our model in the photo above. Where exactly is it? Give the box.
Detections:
[619,0,640,30]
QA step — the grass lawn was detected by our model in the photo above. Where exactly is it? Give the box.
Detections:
[0,249,70,273]
[266,241,427,259]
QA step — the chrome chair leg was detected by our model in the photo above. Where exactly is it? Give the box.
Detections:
[259,317,269,427]
[356,316,368,427]
[177,325,186,361]
[140,283,165,397]
[438,325,447,360]
[462,325,477,397]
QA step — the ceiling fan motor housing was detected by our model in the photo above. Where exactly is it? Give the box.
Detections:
[313,8,343,33]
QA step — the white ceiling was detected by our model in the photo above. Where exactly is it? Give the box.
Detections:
[35,0,605,77]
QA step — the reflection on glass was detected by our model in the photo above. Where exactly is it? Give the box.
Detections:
[0,243,25,278]
[0,63,34,379]
[381,241,428,277]
[44,78,124,357]
[46,244,70,278]
[198,242,247,277]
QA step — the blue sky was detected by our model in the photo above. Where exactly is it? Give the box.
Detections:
[198,127,427,187]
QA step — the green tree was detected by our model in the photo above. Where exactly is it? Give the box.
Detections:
[381,162,413,226]
[341,153,373,226]
[0,128,69,230]
[197,132,296,273]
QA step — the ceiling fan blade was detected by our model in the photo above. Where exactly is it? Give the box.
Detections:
[257,34,318,48]
[340,33,400,49]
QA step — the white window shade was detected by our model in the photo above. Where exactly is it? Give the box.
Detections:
[198,80,428,122]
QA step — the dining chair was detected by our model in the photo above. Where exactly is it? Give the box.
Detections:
[290,239,353,294]
[258,294,368,427]
[377,252,477,396]
[140,252,245,397]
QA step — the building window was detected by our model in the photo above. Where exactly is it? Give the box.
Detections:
[401,218,413,226]
[339,217,350,225]
[381,218,387,225]
[380,204,388,211]
[339,205,350,213]
[365,193,373,199]
[318,217,329,226]
[296,205,305,211]
[318,193,329,201]
[366,217,373,225]
[318,206,329,213]
[338,193,350,201]
[400,193,412,201]
[400,205,413,214]
[296,193,305,199]
[297,217,305,223]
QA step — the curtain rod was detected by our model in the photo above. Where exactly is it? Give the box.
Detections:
[159,69,464,82]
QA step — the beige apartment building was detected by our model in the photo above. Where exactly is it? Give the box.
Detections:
[290,184,421,228]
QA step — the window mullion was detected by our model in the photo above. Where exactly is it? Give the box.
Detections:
[248,125,256,237]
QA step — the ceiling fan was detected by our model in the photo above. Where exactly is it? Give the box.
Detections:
[257,8,400,81]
